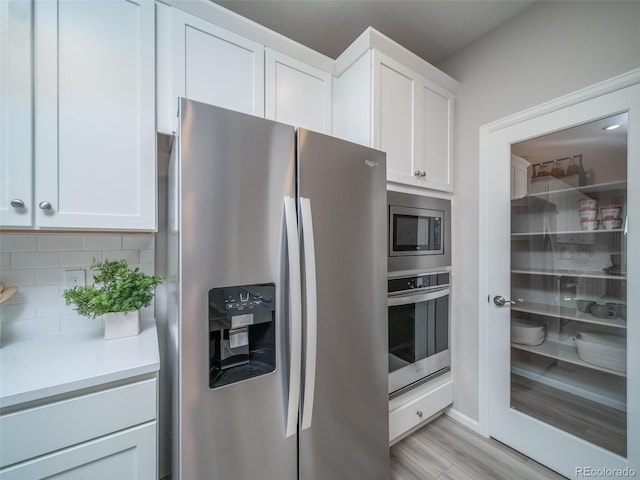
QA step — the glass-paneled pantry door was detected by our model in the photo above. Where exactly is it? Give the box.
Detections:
[485,78,639,478]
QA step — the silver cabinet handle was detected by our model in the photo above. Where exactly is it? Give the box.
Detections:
[420,171,426,178]
[417,410,423,418]
[493,295,516,307]
[10,199,25,208]
[38,201,52,210]
[414,170,421,177]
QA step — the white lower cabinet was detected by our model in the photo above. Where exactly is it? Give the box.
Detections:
[0,424,156,480]
[0,377,157,479]
[389,373,453,444]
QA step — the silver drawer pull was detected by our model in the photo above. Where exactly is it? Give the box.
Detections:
[10,199,25,208]
[416,410,423,418]
[39,201,52,210]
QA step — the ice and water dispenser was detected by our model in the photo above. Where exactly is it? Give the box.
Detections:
[208,283,276,388]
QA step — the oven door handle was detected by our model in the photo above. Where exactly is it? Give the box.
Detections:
[388,287,450,307]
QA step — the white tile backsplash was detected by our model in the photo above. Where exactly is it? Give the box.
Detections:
[36,268,65,285]
[0,269,36,286]
[12,251,60,269]
[83,235,123,251]
[61,251,102,267]
[140,249,154,264]
[0,303,37,322]
[0,232,156,341]
[0,234,37,251]
[103,250,140,264]
[123,235,154,250]
[1,252,11,268]
[38,234,84,251]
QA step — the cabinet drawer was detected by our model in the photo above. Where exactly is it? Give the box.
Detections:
[0,423,156,480]
[389,379,452,442]
[0,378,156,468]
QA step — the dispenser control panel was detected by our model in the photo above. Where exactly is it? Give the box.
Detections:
[209,283,276,389]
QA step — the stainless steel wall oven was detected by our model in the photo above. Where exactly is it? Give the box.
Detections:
[388,271,450,397]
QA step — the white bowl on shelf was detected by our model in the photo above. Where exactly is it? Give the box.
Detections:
[574,332,626,373]
[511,318,545,346]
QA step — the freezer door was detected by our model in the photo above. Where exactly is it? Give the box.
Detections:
[297,129,389,479]
[172,99,298,480]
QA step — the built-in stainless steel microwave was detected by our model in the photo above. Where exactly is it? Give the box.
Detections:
[388,192,451,272]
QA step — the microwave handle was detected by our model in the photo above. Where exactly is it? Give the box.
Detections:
[284,197,302,438]
[388,287,450,307]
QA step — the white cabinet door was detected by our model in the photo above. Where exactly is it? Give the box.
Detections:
[173,9,264,117]
[0,423,156,480]
[373,51,421,186]
[0,0,32,227]
[265,48,332,133]
[34,0,155,230]
[421,78,454,192]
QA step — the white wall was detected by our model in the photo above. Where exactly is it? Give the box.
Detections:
[437,0,640,423]
[0,233,155,341]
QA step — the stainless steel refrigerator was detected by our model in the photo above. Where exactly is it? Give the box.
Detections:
[167,98,388,479]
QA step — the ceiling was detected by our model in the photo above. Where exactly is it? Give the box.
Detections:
[214,0,536,65]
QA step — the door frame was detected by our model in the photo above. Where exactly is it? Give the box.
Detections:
[478,68,640,457]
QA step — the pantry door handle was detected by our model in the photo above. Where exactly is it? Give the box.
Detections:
[493,296,516,307]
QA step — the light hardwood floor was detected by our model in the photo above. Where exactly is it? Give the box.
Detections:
[390,414,567,480]
[511,374,626,457]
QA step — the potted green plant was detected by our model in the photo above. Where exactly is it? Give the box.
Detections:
[63,259,163,339]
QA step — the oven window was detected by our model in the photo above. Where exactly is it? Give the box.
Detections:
[393,214,442,251]
[388,296,448,373]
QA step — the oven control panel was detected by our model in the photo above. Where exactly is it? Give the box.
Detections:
[388,272,450,295]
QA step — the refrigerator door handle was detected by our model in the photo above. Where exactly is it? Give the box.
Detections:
[284,197,302,438]
[300,197,318,431]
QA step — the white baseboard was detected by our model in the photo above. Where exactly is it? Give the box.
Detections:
[444,407,485,436]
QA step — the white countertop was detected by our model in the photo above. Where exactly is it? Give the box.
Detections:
[0,318,160,409]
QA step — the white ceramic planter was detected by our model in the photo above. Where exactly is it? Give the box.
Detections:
[103,310,140,340]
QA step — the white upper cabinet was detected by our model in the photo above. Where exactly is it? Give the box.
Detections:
[0,1,32,227]
[373,51,420,185]
[1,0,156,230]
[335,28,458,193]
[265,48,332,134]
[172,9,264,118]
[419,77,455,192]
